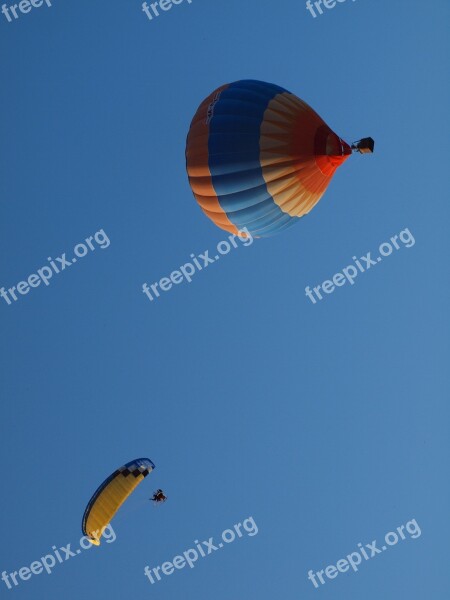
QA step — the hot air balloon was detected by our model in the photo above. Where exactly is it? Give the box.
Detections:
[185,80,373,238]
[82,458,155,545]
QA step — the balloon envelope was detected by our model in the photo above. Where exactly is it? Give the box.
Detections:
[186,80,352,237]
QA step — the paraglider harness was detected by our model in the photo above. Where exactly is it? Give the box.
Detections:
[151,489,167,503]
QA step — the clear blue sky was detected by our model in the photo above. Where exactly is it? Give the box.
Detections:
[1,0,449,598]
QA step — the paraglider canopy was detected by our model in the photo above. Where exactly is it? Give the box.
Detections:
[82,457,155,545]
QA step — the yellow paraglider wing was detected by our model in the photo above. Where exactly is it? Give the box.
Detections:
[82,458,155,544]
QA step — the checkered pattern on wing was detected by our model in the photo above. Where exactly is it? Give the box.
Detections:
[119,460,153,478]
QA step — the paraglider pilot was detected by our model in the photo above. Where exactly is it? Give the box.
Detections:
[151,489,167,503]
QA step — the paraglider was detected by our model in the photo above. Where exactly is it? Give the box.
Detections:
[82,458,156,545]
[151,489,167,503]
[185,79,374,238]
